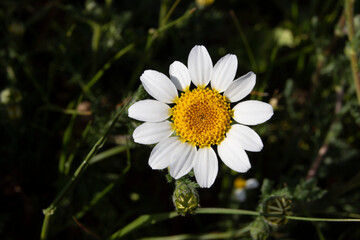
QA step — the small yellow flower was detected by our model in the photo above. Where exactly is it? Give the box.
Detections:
[196,0,215,9]
[234,177,259,202]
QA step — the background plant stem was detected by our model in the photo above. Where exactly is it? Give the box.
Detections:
[40,97,130,240]
[109,207,360,239]
[345,0,360,105]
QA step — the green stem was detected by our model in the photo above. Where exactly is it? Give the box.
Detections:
[40,213,51,240]
[83,43,135,93]
[76,182,116,219]
[127,7,196,90]
[89,145,130,165]
[345,0,360,105]
[198,208,360,222]
[157,8,196,33]
[91,22,102,74]
[110,212,179,240]
[162,0,181,27]
[285,215,360,222]
[229,10,257,72]
[147,6,196,51]
[345,0,355,41]
[40,97,131,240]
[196,207,260,216]
[109,207,360,239]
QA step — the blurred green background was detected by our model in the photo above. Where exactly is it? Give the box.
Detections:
[1,0,360,239]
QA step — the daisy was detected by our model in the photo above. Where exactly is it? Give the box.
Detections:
[128,45,273,188]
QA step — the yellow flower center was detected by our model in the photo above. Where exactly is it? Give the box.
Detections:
[171,87,233,148]
[234,177,247,189]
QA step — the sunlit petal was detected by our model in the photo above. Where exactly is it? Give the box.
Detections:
[149,137,181,169]
[188,45,213,87]
[128,99,171,122]
[233,100,273,125]
[224,72,256,102]
[169,142,196,179]
[194,147,218,188]
[133,121,174,144]
[226,124,263,152]
[140,70,178,103]
[218,137,251,172]
[169,61,191,91]
[211,54,238,92]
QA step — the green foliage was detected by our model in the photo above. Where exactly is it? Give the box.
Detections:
[293,179,327,202]
[250,217,270,240]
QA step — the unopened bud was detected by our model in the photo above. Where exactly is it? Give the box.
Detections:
[263,196,292,227]
[1,88,22,105]
[172,181,200,216]
[196,0,215,9]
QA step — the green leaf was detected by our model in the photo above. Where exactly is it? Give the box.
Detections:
[109,212,179,240]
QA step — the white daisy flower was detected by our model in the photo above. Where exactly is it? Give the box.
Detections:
[233,177,259,202]
[128,45,273,188]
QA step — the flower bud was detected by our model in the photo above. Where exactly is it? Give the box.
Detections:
[263,196,292,227]
[172,181,200,216]
[195,0,215,9]
[1,88,22,105]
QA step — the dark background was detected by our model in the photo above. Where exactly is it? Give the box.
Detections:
[0,0,360,239]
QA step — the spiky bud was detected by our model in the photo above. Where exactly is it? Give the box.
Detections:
[172,180,200,216]
[263,196,292,227]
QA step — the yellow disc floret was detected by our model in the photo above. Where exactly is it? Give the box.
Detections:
[171,87,233,148]
[234,177,247,189]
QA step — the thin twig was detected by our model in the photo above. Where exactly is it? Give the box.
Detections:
[306,84,344,180]
[73,216,103,240]
[250,90,269,97]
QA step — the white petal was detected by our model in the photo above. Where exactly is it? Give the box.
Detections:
[245,178,259,189]
[234,188,247,202]
[133,121,174,145]
[187,45,213,87]
[211,54,238,93]
[169,142,196,179]
[149,137,181,169]
[224,72,256,102]
[128,100,170,122]
[227,124,263,152]
[140,70,178,103]
[233,100,274,125]
[217,137,251,173]
[194,147,218,188]
[169,61,191,91]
